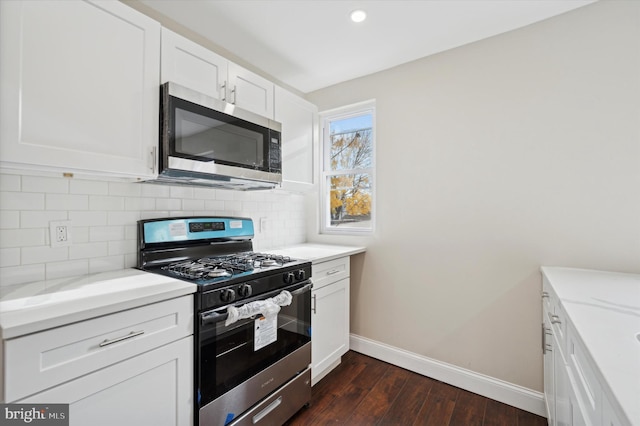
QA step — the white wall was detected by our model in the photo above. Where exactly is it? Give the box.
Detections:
[306,0,640,393]
[0,173,306,289]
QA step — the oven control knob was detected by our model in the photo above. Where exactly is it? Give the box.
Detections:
[283,272,295,284]
[220,288,235,303]
[238,284,252,297]
[294,269,306,281]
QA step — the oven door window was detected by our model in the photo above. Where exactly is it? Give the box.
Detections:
[171,98,271,170]
[198,285,311,408]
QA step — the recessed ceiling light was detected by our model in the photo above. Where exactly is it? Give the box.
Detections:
[350,9,367,23]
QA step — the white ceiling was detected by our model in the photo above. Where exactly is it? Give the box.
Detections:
[140,0,596,94]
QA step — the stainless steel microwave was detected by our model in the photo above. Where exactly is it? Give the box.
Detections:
[153,82,282,190]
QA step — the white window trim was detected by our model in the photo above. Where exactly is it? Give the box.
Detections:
[319,99,376,235]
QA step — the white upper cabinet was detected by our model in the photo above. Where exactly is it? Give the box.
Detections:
[0,0,160,180]
[161,28,274,119]
[275,86,317,192]
[228,62,275,119]
[161,27,227,101]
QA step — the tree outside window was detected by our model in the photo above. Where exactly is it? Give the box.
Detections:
[321,102,375,234]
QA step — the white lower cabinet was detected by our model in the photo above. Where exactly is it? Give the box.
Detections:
[311,256,350,385]
[19,337,193,426]
[553,334,572,426]
[542,273,630,426]
[3,295,194,426]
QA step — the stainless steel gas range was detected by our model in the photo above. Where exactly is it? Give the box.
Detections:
[137,217,312,426]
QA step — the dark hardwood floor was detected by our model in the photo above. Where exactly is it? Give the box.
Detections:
[285,351,547,426]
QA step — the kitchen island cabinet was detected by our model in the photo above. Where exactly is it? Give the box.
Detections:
[541,267,640,426]
[0,0,160,180]
[269,244,366,384]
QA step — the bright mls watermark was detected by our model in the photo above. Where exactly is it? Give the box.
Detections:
[1,404,68,425]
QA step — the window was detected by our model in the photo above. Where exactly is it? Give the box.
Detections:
[320,101,375,234]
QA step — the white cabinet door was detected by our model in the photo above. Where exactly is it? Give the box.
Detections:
[311,277,349,384]
[543,321,556,424]
[0,0,160,179]
[228,62,274,119]
[275,86,316,192]
[19,337,194,426]
[161,27,228,101]
[554,338,572,426]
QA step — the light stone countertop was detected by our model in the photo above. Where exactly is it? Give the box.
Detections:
[541,267,640,425]
[0,269,196,339]
[269,243,366,264]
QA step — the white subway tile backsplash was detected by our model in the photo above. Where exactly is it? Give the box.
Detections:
[224,201,242,212]
[89,195,124,211]
[0,248,20,267]
[140,211,168,220]
[193,187,216,199]
[22,176,70,194]
[73,226,90,244]
[109,182,142,197]
[0,174,21,191]
[46,194,89,211]
[124,225,137,240]
[124,253,137,268]
[125,197,155,211]
[0,211,20,229]
[140,183,170,198]
[21,246,69,265]
[182,199,205,211]
[0,264,45,287]
[20,211,68,228]
[68,211,107,227]
[70,179,109,195]
[0,229,46,248]
[89,255,124,274]
[205,200,225,211]
[156,198,182,210]
[69,242,108,260]
[0,173,306,288]
[46,259,89,280]
[90,226,125,242]
[107,211,140,226]
[170,186,194,199]
[215,190,236,201]
[1,192,45,210]
[108,239,136,256]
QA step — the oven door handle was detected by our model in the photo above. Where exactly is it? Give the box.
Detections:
[201,310,229,326]
[290,281,313,296]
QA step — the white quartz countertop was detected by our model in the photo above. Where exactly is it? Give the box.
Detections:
[540,267,640,425]
[0,269,196,339]
[269,243,366,264]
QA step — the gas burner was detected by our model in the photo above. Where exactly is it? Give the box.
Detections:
[259,259,278,267]
[207,268,231,278]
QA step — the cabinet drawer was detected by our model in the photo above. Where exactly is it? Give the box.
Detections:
[4,295,193,402]
[312,257,349,289]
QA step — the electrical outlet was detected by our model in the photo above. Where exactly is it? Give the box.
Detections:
[260,217,268,233]
[50,220,72,247]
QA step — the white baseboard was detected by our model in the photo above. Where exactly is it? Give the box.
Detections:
[349,334,546,418]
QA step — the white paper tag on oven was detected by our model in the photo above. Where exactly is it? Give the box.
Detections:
[254,315,277,350]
